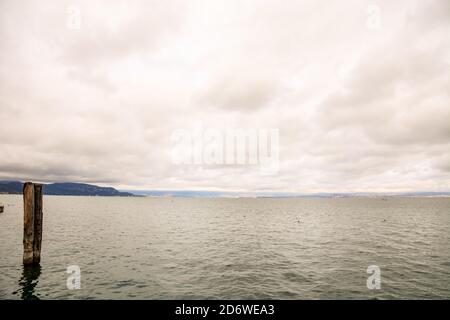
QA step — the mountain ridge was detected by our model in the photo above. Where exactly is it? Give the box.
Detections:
[0,181,134,197]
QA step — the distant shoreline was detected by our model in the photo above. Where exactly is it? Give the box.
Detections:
[1,192,450,199]
[0,181,135,197]
[2,180,450,198]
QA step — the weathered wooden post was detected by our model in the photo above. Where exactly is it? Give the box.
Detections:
[23,183,35,265]
[23,182,43,265]
[33,184,43,264]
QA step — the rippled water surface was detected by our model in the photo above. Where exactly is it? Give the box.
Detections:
[0,195,449,299]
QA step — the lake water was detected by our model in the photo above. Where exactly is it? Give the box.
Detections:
[0,195,449,299]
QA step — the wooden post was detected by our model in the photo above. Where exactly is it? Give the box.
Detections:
[33,184,43,264]
[23,183,35,265]
[23,182,43,265]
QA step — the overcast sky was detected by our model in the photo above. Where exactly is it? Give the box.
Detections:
[0,0,449,193]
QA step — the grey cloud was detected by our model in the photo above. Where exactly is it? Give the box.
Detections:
[0,0,449,192]
[199,69,278,111]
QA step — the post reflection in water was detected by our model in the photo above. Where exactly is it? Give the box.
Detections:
[18,264,41,300]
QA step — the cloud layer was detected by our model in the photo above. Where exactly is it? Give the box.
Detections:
[0,0,449,192]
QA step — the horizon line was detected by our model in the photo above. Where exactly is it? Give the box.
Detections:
[1,180,450,196]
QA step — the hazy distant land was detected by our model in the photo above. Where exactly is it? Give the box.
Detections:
[0,181,133,197]
[1,181,449,198]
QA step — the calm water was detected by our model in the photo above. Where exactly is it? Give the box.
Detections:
[0,195,449,299]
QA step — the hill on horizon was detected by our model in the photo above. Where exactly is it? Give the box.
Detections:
[0,181,134,197]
